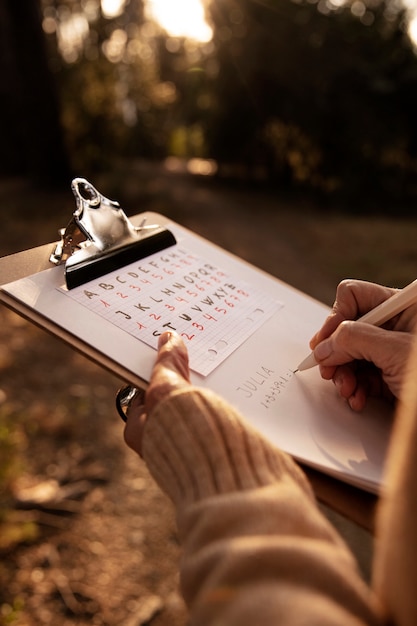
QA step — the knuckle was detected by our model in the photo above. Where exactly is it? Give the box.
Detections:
[333,279,359,313]
[336,279,356,298]
[335,319,355,348]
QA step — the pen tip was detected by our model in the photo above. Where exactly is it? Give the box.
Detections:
[293,369,299,374]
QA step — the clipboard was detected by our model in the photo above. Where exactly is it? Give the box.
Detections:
[0,179,392,503]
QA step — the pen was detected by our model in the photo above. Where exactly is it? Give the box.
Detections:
[295,278,417,372]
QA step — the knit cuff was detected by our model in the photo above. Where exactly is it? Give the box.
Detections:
[142,387,313,508]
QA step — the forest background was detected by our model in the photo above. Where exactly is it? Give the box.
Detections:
[3,0,417,204]
[2,0,417,624]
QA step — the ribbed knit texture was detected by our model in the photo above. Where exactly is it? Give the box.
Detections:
[142,387,384,626]
[143,388,312,506]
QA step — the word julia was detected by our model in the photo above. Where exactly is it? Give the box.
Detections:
[236,367,293,401]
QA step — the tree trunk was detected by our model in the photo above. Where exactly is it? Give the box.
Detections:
[0,0,71,187]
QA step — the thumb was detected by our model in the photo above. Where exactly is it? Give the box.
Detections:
[123,332,191,456]
[145,332,191,414]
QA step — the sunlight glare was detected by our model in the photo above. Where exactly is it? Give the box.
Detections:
[101,0,126,19]
[409,15,417,44]
[145,0,213,42]
[403,0,417,45]
[57,12,89,63]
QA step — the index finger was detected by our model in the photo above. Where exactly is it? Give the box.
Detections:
[310,279,396,349]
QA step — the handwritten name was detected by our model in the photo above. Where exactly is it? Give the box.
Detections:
[236,367,294,409]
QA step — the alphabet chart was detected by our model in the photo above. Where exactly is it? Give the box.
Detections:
[59,245,283,376]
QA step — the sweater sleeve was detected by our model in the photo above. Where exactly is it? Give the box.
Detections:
[372,338,417,626]
[142,387,383,626]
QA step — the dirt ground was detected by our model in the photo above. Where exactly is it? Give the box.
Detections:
[1,165,415,625]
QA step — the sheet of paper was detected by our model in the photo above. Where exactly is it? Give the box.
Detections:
[0,218,393,493]
[59,245,283,376]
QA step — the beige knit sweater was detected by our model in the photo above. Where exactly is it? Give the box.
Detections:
[142,342,417,626]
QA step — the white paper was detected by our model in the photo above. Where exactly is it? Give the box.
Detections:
[59,245,282,376]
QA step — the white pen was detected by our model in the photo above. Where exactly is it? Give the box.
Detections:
[295,278,417,372]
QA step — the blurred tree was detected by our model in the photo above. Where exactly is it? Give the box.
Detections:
[206,0,417,201]
[41,0,174,174]
[21,0,417,204]
[0,0,71,186]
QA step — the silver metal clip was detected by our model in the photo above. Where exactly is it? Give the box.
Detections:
[50,178,176,289]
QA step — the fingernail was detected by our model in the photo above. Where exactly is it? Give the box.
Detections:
[158,331,172,348]
[333,372,343,392]
[314,340,332,362]
[348,395,359,412]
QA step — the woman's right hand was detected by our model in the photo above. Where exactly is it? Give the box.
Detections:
[309,279,417,411]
